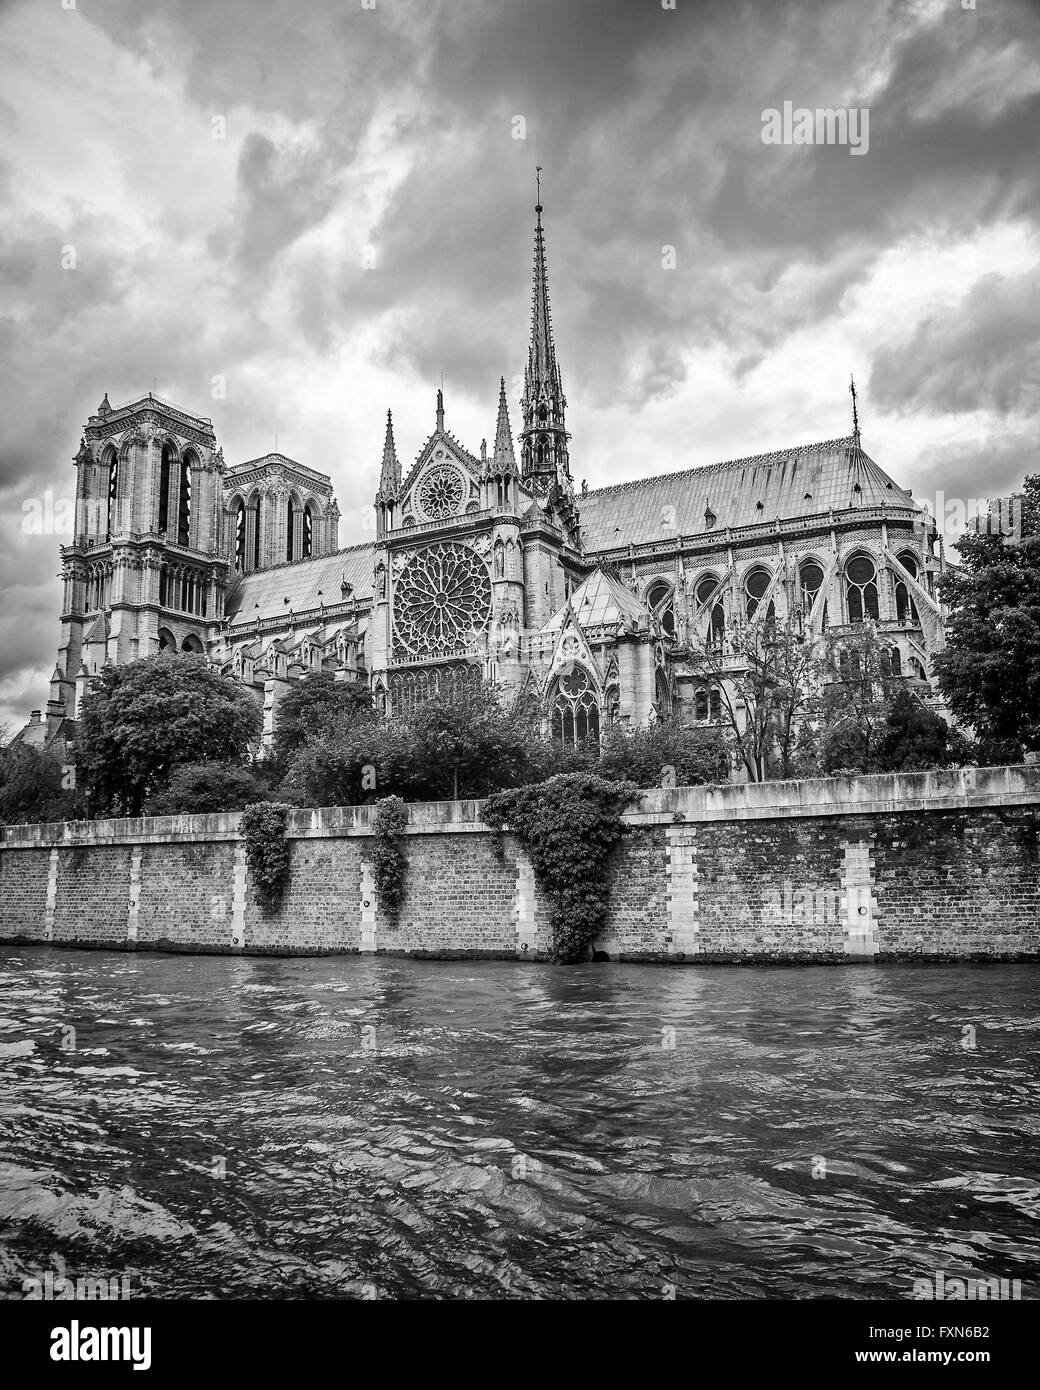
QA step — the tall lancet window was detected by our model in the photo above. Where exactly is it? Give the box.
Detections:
[286,499,295,561]
[303,504,313,558]
[249,494,261,570]
[234,500,246,573]
[177,455,192,547]
[158,443,176,534]
[846,554,879,623]
[696,576,725,649]
[105,450,119,538]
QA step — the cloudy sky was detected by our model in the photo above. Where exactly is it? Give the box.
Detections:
[1,0,1038,727]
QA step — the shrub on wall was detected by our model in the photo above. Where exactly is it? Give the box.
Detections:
[372,795,408,915]
[240,801,292,910]
[483,773,638,964]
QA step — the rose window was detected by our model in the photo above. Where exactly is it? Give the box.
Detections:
[393,542,492,659]
[560,665,590,699]
[418,464,466,520]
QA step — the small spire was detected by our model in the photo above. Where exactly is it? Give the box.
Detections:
[377,408,401,500]
[436,387,444,432]
[493,377,517,474]
[850,375,861,447]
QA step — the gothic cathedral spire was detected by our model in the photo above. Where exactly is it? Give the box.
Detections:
[520,173,570,493]
[375,409,401,538]
[493,376,518,474]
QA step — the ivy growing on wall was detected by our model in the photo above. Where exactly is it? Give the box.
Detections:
[372,795,408,916]
[241,801,292,910]
[483,773,638,964]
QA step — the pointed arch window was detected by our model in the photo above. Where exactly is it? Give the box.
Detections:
[158,443,176,534]
[250,494,261,570]
[895,553,920,625]
[880,646,903,679]
[303,504,314,559]
[799,561,824,616]
[695,576,725,648]
[744,567,771,619]
[646,579,675,638]
[846,553,879,623]
[286,498,295,562]
[105,450,119,539]
[551,664,600,747]
[234,500,246,573]
[177,454,192,547]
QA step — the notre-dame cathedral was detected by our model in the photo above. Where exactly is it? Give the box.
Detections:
[24,194,946,755]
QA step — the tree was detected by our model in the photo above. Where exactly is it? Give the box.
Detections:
[270,673,374,769]
[0,739,86,824]
[596,720,730,786]
[690,616,819,781]
[143,762,271,815]
[278,720,380,807]
[282,680,544,806]
[934,476,1040,755]
[380,681,541,800]
[78,654,263,814]
[816,625,905,774]
[815,627,970,773]
[874,688,960,772]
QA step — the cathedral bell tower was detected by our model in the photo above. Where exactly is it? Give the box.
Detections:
[55,392,228,725]
[519,176,571,496]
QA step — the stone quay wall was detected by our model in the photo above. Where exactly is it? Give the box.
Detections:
[0,766,1037,963]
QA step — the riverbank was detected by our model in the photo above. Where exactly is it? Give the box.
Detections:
[1,766,1038,962]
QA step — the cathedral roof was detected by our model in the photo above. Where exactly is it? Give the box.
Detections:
[224,543,374,628]
[576,436,919,552]
[542,567,646,634]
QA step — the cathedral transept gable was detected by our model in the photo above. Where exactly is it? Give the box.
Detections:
[400,437,482,526]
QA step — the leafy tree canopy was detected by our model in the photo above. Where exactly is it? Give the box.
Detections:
[78,654,263,814]
[0,738,86,825]
[143,761,271,816]
[283,679,544,805]
[934,476,1040,753]
[271,673,374,768]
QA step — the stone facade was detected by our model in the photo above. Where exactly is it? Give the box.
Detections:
[2,767,1036,962]
[21,196,948,758]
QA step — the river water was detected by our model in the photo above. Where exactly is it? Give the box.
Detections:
[0,947,1037,1300]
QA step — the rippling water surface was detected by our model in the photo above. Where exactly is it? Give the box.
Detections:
[0,947,1037,1299]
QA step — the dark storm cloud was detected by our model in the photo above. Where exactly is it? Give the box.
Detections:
[83,0,427,124]
[869,270,1040,416]
[907,427,1037,519]
[211,132,349,275]
[2,0,1039,724]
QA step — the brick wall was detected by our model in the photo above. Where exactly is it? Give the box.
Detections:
[0,767,1037,962]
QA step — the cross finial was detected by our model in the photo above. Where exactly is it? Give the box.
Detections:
[535,165,542,213]
[850,375,860,446]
